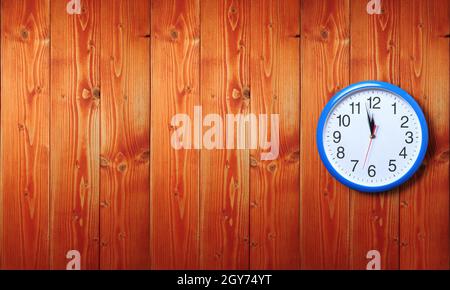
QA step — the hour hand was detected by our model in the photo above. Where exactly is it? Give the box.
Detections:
[370,115,376,138]
[365,104,376,139]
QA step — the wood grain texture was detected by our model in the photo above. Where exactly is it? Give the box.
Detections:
[50,0,100,269]
[300,0,350,270]
[0,0,446,271]
[150,0,199,269]
[200,0,250,269]
[399,0,449,269]
[250,0,300,270]
[100,0,150,270]
[0,0,49,269]
[350,0,400,270]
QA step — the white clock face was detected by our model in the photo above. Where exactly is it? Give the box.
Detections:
[322,88,424,189]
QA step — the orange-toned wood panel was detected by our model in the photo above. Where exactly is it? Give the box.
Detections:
[199,0,250,269]
[150,0,200,269]
[350,0,400,270]
[300,0,350,270]
[100,0,150,270]
[50,0,100,269]
[399,0,449,270]
[250,0,300,269]
[0,0,446,271]
[0,0,50,269]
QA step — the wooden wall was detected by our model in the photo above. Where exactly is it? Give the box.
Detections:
[0,0,448,270]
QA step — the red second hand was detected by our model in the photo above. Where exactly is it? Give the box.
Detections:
[363,125,378,169]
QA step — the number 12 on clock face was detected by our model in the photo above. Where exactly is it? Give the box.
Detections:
[317,81,428,193]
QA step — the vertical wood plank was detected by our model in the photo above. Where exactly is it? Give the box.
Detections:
[100,0,150,270]
[250,0,300,269]
[350,0,400,270]
[300,0,350,269]
[0,0,50,269]
[50,0,100,269]
[150,0,199,269]
[399,0,449,269]
[200,0,250,269]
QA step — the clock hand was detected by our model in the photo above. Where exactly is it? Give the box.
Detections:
[365,104,374,137]
[363,125,378,169]
[370,113,376,139]
[365,103,377,139]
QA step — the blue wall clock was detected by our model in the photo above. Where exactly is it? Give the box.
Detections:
[317,81,428,193]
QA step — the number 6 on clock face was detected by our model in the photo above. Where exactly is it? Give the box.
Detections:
[317,81,428,193]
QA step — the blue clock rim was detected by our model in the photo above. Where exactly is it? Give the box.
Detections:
[316,81,429,193]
